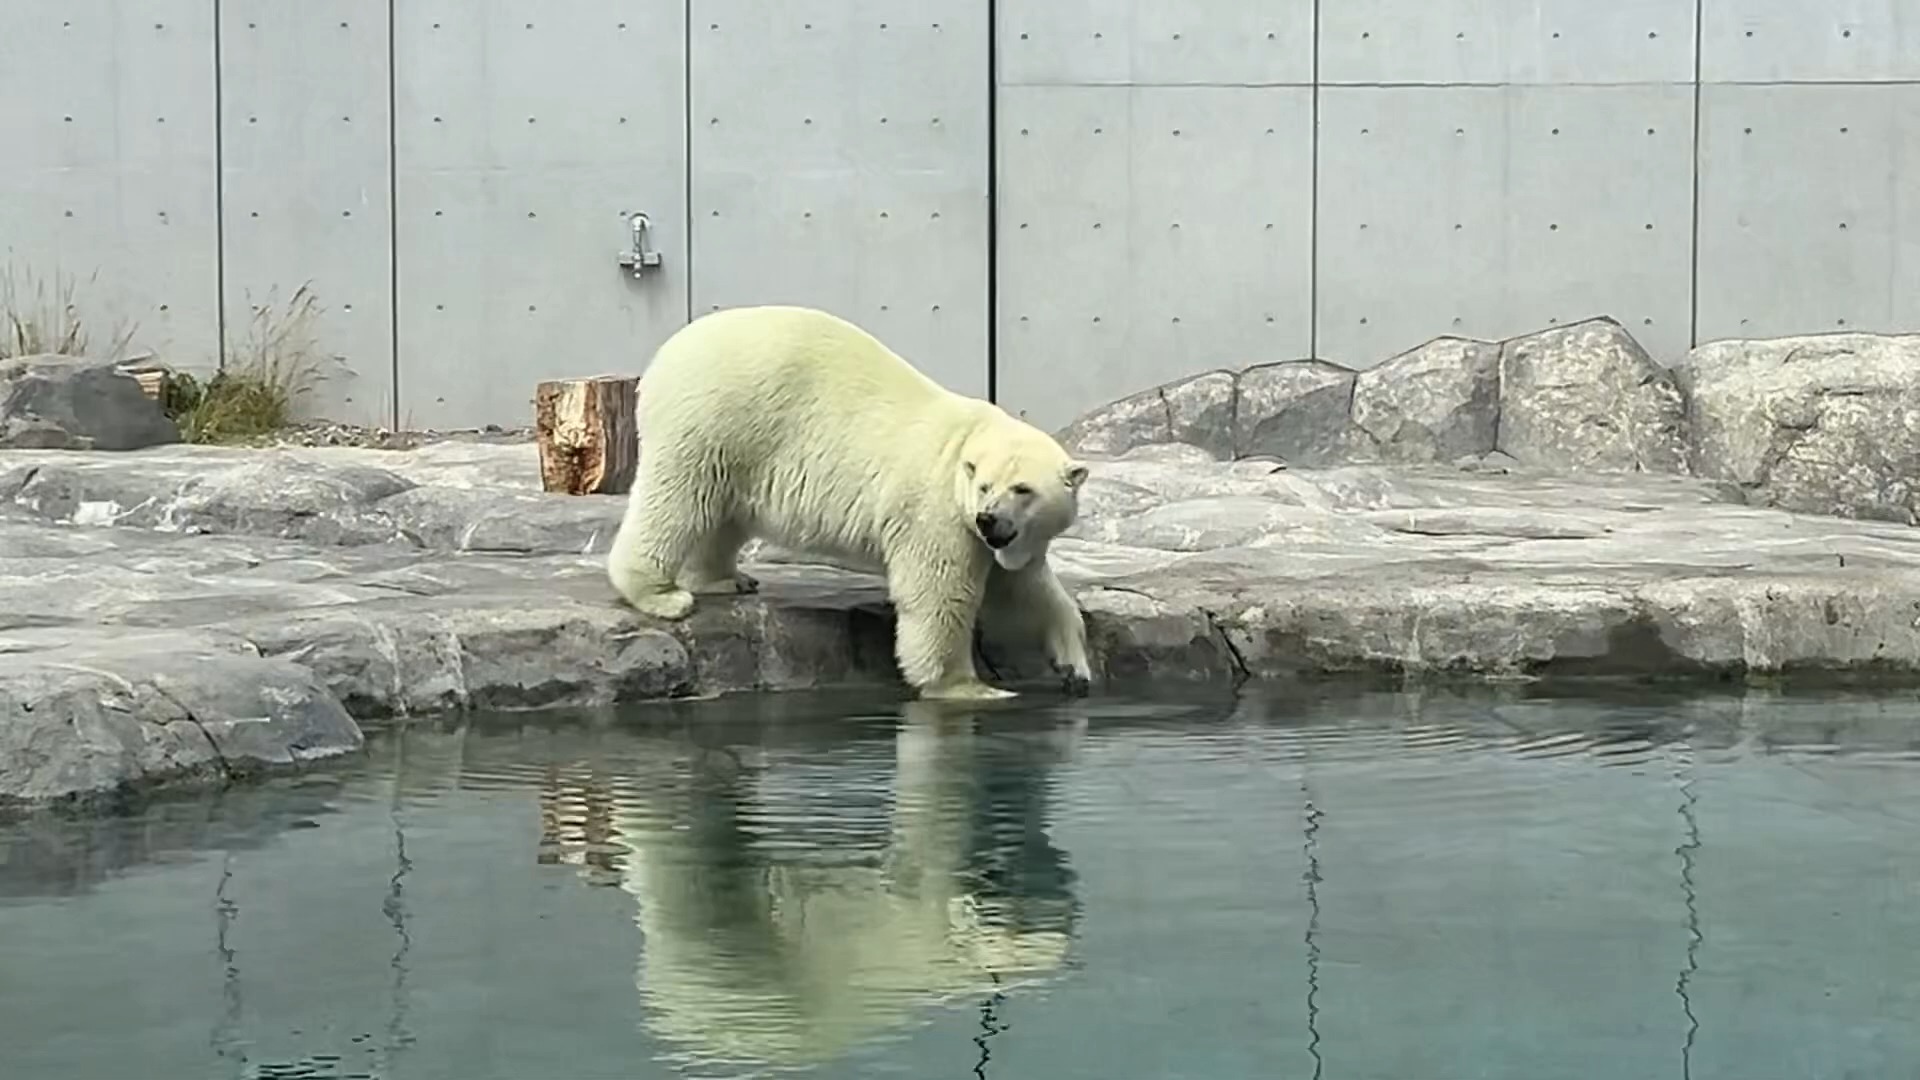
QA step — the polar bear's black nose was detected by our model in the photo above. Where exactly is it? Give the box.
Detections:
[975,512,1016,549]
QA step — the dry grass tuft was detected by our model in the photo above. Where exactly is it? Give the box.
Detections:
[0,264,136,362]
[170,283,329,443]
[3,264,333,445]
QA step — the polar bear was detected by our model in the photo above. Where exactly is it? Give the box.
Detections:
[606,304,1093,701]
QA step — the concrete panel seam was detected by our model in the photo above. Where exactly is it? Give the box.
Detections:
[682,0,694,329]
[994,80,1920,89]
[213,0,228,367]
[1309,0,1320,362]
[1318,79,1700,89]
[385,0,399,429]
[1701,78,1920,88]
[989,0,1001,402]
[1687,0,1704,349]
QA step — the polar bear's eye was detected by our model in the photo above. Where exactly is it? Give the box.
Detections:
[1011,483,1033,497]
[978,482,990,494]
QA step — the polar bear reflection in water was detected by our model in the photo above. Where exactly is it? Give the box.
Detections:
[535,702,1083,1071]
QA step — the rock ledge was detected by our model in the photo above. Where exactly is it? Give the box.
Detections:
[11,320,1920,809]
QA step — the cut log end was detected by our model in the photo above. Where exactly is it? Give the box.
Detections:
[534,375,640,495]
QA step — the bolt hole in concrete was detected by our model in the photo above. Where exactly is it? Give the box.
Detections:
[4,686,1918,1076]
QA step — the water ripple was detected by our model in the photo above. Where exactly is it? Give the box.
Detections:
[9,688,1920,1079]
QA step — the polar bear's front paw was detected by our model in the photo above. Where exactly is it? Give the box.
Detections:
[629,588,697,621]
[1053,662,1093,698]
[919,680,1019,703]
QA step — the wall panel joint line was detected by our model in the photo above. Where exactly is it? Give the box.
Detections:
[987,0,1001,403]
[1309,0,1321,361]
[1687,0,1705,350]
[386,0,400,429]
[213,0,228,368]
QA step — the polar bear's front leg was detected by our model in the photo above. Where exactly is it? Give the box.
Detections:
[887,557,1014,701]
[606,461,703,620]
[989,558,1093,697]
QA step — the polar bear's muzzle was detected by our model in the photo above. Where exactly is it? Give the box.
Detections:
[974,511,1018,550]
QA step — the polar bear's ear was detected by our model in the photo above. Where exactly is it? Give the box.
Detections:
[1064,462,1089,488]
[963,460,977,478]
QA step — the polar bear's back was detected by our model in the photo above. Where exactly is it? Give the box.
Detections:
[638,305,952,441]
[635,305,984,559]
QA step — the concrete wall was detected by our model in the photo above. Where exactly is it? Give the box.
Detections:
[995,0,1920,429]
[0,0,989,429]
[3,2,1917,431]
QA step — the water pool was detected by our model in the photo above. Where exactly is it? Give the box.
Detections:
[4,685,1918,1079]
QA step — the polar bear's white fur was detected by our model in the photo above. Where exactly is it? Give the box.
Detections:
[606,305,1093,701]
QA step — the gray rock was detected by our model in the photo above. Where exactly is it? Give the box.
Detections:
[1358,506,1615,540]
[1055,318,1694,478]
[1110,443,1221,466]
[232,600,694,715]
[1063,474,1167,537]
[3,462,176,529]
[0,511,907,807]
[1054,369,1237,460]
[1497,318,1690,474]
[166,456,413,545]
[1678,332,1920,523]
[1079,455,1317,508]
[383,484,625,555]
[1159,371,1239,458]
[0,633,361,808]
[1351,337,1500,463]
[0,355,181,451]
[1232,360,1361,466]
[1077,495,1385,551]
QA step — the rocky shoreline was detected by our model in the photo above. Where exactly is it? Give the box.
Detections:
[8,317,1920,809]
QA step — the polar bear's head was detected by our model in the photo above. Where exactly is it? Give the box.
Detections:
[959,432,1090,572]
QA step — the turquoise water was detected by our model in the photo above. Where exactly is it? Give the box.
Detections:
[4,685,1919,1080]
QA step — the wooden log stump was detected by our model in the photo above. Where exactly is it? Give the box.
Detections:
[534,375,640,495]
[115,362,172,402]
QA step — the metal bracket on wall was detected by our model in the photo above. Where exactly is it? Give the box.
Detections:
[616,212,663,277]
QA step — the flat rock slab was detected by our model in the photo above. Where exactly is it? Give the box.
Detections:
[8,440,1920,808]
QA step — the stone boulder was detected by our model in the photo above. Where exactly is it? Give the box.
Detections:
[0,449,632,557]
[1233,360,1362,466]
[1054,317,1687,476]
[1350,337,1500,463]
[164,456,414,545]
[1495,318,1690,474]
[0,354,181,451]
[0,633,363,807]
[1677,332,1920,523]
[381,484,625,554]
[1054,369,1238,459]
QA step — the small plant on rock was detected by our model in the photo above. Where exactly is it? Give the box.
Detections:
[171,283,329,444]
